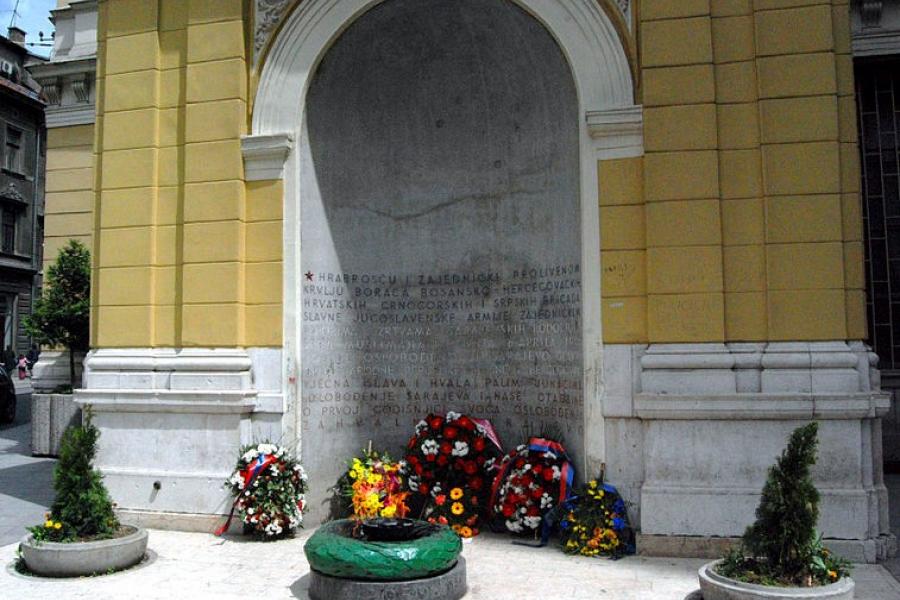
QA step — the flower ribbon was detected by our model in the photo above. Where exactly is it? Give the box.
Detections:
[472,417,503,453]
[214,452,278,536]
[489,437,576,520]
[527,437,575,504]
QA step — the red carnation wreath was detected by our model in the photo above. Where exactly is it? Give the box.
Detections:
[405,411,502,526]
[491,437,574,534]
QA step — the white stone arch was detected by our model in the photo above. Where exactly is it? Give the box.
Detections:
[245,0,643,472]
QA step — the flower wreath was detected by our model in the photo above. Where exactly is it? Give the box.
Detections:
[218,442,308,538]
[404,412,502,501]
[558,478,635,559]
[425,483,481,538]
[490,437,574,534]
[336,448,410,520]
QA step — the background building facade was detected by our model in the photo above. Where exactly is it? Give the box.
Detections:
[0,27,45,365]
[28,0,97,389]
[33,0,896,561]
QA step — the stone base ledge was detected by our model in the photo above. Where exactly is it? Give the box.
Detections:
[115,509,241,535]
[637,533,897,565]
[634,393,891,420]
[75,391,257,414]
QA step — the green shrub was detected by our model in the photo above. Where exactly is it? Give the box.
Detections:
[717,422,851,586]
[29,409,119,542]
[24,240,90,388]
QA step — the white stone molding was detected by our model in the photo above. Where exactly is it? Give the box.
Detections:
[253,0,639,470]
[75,348,262,515]
[638,341,879,397]
[70,72,91,103]
[0,182,25,203]
[615,0,631,29]
[852,0,900,56]
[634,393,891,421]
[49,0,98,61]
[253,0,635,135]
[27,0,97,127]
[28,60,96,128]
[254,0,293,61]
[38,77,61,105]
[608,340,894,561]
[861,1,884,28]
[240,133,293,181]
[31,350,85,393]
[587,105,643,159]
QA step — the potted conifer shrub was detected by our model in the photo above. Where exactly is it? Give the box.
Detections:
[25,240,90,456]
[19,409,148,577]
[699,422,853,599]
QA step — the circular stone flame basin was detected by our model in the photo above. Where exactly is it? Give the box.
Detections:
[304,519,467,600]
[360,517,430,542]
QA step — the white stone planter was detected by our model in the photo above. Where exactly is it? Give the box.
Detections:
[30,394,80,456]
[20,526,148,577]
[699,561,854,600]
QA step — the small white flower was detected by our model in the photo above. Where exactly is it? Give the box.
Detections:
[415,419,428,433]
[539,493,553,509]
[422,439,439,456]
[551,465,561,481]
[506,521,523,533]
[523,516,541,529]
[451,441,469,457]
[445,411,461,421]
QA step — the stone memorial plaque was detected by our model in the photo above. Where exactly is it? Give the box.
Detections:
[300,0,581,517]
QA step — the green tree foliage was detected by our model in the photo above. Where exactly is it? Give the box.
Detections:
[25,240,90,388]
[50,409,119,540]
[744,422,820,578]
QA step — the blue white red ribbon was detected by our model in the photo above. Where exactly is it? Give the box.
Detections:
[215,453,278,536]
[526,437,575,503]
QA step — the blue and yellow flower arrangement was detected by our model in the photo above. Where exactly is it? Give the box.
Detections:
[557,478,634,559]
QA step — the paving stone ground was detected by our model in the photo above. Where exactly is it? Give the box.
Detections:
[0,379,55,547]
[0,398,899,599]
[1,527,899,599]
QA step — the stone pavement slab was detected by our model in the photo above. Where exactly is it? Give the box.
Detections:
[1,529,899,600]
[0,391,54,547]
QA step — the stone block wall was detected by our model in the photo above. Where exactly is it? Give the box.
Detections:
[92,0,282,350]
[601,0,865,345]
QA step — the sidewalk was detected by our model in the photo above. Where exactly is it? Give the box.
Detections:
[0,383,54,546]
[1,400,899,599]
[2,528,900,600]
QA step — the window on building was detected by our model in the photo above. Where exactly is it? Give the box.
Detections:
[0,294,15,355]
[4,126,23,173]
[858,59,900,370]
[1,208,15,254]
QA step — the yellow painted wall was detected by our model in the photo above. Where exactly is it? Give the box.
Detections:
[87,0,863,348]
[91,0,281,348]
[600,0,863,344]
[45,125,95,274]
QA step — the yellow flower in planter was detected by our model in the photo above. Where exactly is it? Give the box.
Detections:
[54,522,62,530]
[44,520,53,528]
[450,488,463,500]
[451,502,464,515]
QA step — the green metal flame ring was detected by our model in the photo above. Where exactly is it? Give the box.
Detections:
[303,519,462,581]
